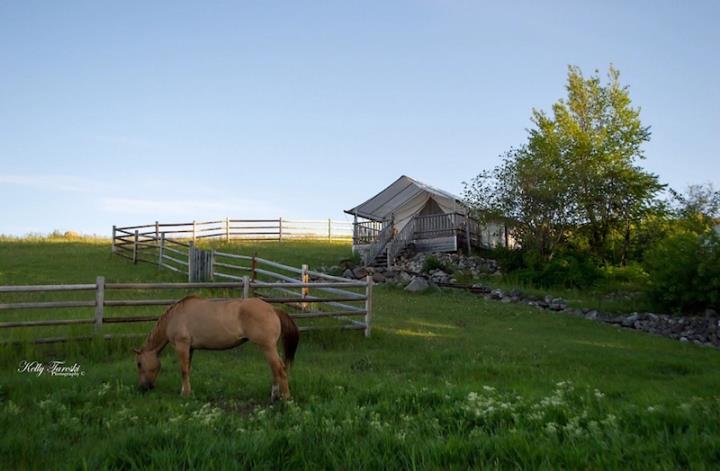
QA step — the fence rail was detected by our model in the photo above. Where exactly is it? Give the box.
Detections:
[0,275,372,344]
[93,217,372,347]
[113,218,353,246]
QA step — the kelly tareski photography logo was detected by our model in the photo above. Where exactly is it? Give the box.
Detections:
[17,360,85,377]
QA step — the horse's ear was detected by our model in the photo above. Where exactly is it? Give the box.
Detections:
[132,348,142,354]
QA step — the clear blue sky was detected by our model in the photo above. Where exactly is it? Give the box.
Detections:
[1,1,718,235]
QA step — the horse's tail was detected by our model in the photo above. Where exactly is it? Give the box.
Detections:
[274,308,299,369]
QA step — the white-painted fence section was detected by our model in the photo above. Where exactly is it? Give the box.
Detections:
[113,218,353,246]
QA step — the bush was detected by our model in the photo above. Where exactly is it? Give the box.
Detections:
[483,248,602,289]
[598,263,650,291]
[486,246,526,272]
[422,256,451,274]
[524,253,602,289]
[644,229,720,313]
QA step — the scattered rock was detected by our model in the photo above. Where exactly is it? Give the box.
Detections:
[622,313,639,328]
[430,270,451,284]
[397,271,413,285]
[549,298,566,311]
[404,276,430,293]
[333,251,720,349]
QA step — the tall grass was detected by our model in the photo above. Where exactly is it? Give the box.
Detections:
[1,239,720,468]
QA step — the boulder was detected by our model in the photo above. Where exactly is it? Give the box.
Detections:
[430,270,450,284]
[398,271,413,284]
[372,272,386,283]
[342,269,354,279]
[405,276,430,293]
[621,313,639,328]
[352,267,368,279]
[549,298,567,311]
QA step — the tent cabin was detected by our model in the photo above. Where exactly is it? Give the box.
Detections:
[345,175,510,266]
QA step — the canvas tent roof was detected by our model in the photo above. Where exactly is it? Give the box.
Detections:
[344,175,464,224]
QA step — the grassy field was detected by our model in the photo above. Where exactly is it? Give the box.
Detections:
[1,238,720,469]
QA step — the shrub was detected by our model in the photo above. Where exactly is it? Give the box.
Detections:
[598,263,650,291]
[486,246,526,272]
[422,256,451,274]
[541,253,601,289]
[452,270,475,285]
[482,248,603,289]
[644,229,720,313]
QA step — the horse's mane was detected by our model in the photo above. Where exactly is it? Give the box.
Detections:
[143,295,200,350]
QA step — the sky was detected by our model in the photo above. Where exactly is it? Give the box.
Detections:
[1,1,718,236]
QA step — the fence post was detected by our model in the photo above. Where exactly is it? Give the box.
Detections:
[192,220,197,243]
[210,249,215,281]
[328,218,332,240]
[158,233,165,267]
[250,253,258,296]
[364,275,373,337]
[155,221,159,239]
[225,217,230,242]
[95,276,105,333]
[187,242,194,282]
[133,230,139,264]
[111,226,116,254]
[243,275,250,299]
[278,217,283,241]
[301,264,309,311]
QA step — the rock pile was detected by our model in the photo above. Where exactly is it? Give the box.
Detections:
[326,252,500,286]
[317,252,720,349]
[466,285,720,349]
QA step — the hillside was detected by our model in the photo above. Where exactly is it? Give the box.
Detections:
[1,238,719,469]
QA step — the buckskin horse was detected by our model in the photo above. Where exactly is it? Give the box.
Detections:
[133,295,299,401]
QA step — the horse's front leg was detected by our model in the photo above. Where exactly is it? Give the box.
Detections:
[174,340,192,397]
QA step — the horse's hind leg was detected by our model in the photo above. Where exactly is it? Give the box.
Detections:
[259,344,289,402]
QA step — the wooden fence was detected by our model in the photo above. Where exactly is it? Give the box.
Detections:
[113,218,353,246]
[0,275,372,345]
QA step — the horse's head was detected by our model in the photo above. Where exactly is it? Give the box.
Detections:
[133,348,161,392]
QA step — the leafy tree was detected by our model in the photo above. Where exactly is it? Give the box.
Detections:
[465,65,664,262]
[463,147,577,260]
[669,183,720,232]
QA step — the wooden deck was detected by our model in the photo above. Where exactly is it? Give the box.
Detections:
[353,212,495,264]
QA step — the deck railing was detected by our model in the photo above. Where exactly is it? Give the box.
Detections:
[353,220,385,244]
[363,223,393,265]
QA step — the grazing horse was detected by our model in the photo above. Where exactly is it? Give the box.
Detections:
[133,295,299,401]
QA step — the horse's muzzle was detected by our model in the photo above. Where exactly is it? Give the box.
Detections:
[138,382,155,393]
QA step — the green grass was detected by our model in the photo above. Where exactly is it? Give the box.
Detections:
[478,276,653,314]
[1,238,720,469]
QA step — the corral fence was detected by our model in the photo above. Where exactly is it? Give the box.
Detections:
[113,218,353,245]
[0,275,372,345]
